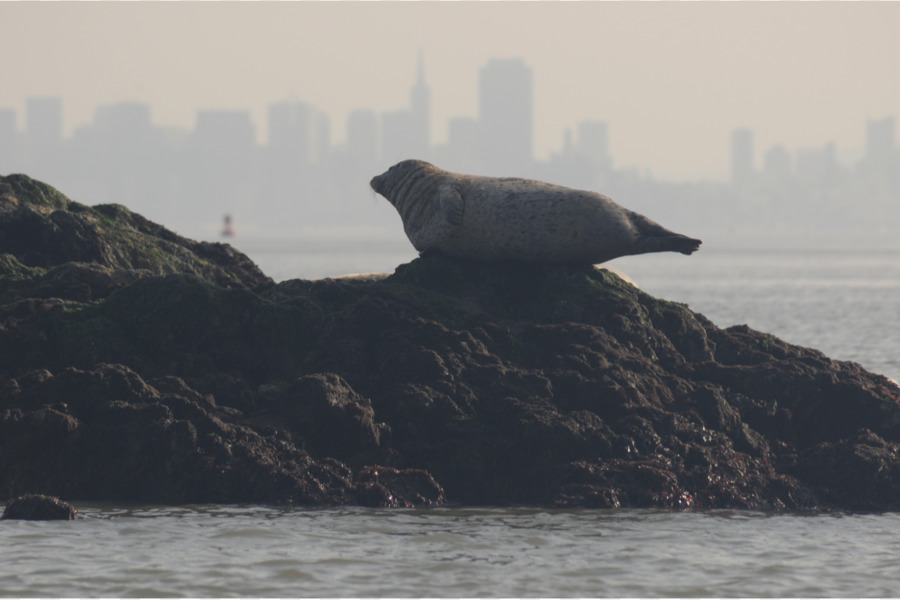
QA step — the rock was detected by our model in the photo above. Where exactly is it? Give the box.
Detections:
[3,494,76,520]
[277,373,385,463]
[355,465,445,507]
[0,174,273,302]
[3,174,900,510]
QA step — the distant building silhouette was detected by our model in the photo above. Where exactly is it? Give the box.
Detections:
[94,102,156,204]
[26,96,62,149]
[190,109,256,172]
[762,144,792,188]
[186,109,257,226]
[25,96,63,177]
[0,107,19,173]
[478,58,533,175]
[314,112,331,165]
[409,50,431,158]
[575,121,612,171]
[796,142,838,188]
[2,56,897,239]
[382,53,431,165]
[435,116,480,173]
[268,100,315,168]
[864,117,896,180]
[382,109,413,165]
[346,109,378,168]
[730,128,754,189]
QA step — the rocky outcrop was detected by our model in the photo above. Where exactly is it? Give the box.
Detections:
[3,494,76,520]
[2,173,900,511]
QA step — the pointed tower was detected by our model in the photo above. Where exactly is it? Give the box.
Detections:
[409,50,431,158]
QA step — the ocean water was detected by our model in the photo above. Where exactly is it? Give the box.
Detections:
[2,232,899,597]
[2,506,899,597]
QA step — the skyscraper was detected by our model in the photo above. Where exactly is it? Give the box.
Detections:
[186,109,257,224]
[0,108,19,172]
[191,109,256,163]
[576,121,612,170]
[346,109,378,166]
[382,53,431,164]
[478,58,533,175]
[25,97,63,171]
[865,116,895,173]
[730,128,754,188]
[381,109,412,164]
[763,144,792,188]
[268,100,314,166]
[409,50,431,158]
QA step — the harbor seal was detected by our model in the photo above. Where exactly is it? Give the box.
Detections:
[370,160,701,265]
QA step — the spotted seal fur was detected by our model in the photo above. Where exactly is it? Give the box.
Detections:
[370,159,701,265]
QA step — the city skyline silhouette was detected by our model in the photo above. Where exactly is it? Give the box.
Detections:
[3,2,899,182]
[1,52,896,243]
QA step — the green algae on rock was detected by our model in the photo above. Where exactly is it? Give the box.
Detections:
[0,174,272,300]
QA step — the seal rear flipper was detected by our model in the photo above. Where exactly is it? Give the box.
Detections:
[668,235,702,255]
[628,234,702,257]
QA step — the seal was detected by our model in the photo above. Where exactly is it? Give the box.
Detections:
[370,160,701,265]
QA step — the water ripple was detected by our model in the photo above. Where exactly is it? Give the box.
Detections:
[2,506,900,596]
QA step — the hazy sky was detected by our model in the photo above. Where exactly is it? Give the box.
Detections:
[2,1,899,181]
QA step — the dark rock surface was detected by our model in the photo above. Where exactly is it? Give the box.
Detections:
[3,494,76,520]
[2,173,900,511]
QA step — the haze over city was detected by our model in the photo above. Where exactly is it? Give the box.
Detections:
[2,1,899,182]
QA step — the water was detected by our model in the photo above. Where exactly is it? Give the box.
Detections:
[3,232,899,596]
[613,232,900,383]
[2,505,900,597]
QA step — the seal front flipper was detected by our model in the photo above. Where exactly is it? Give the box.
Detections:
[438,184,465,234]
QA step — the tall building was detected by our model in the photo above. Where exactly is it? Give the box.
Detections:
[268,100,314,166]
[382,53,431,164]
[314,112,331,165]
[763,144,792,187]
[93,102,154,162]
[730,128,754,188]
[796,142,837,187]
[0,108,19,173]
[478,58,533,175]
[576,121,612,170]
[94,101,151,133]
[865,116,895,172]
[436,116,480,173]
[409,50,431,157]
[346,109,378,167]
[381,109,412,164]
[190,109,256,170]
[185,109,258,224]
[26,96,62,147]
[25,97,63,172]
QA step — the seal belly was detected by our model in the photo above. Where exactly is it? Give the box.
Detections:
[456,184,640,264]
